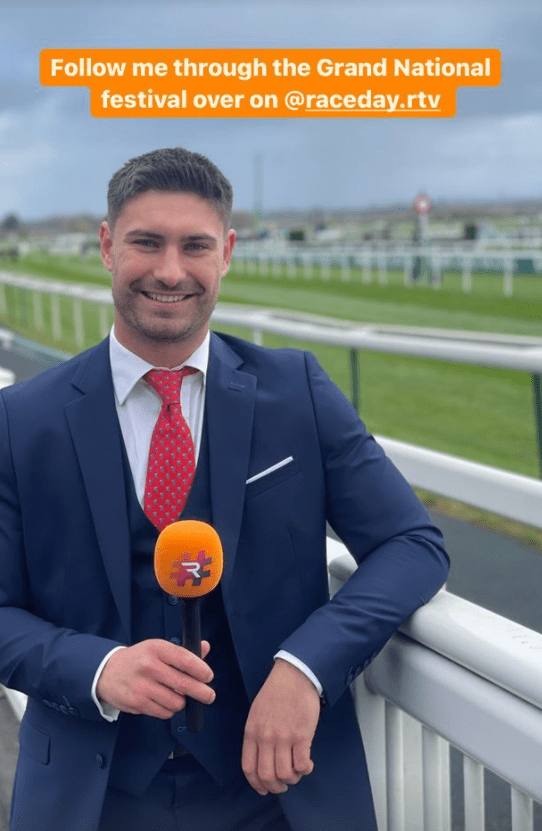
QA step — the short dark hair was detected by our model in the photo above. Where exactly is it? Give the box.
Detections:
[106,147,233,229]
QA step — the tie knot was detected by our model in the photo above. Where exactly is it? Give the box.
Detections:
[144,367,197,406]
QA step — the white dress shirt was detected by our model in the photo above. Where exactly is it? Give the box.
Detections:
[92,328,321,721]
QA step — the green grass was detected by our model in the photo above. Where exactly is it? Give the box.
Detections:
[223,263,542,333]
[6,251,111,286]
[1,252,541,481]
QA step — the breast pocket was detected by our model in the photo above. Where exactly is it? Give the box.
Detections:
[245,457,300,499]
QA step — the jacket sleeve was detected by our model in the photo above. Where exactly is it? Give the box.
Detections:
[0,393,122,721]
[279,352,449,707]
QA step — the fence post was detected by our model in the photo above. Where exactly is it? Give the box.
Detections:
[287,256,296,279]
[350,349,360,413]
[51,294,62,341]
[432,251,442,289]
[532,374,542,479]
[511,789,534,831]
[386,703,406,831]
[19,287,28,327]
[32,291,44,331]
[378,252,388,286]
[73,298,85,348]
[462,254,473,293]
[362,250,372,284]
[99,304,110,339]
[463,756,485,831]
[422,728,451,831]
[404,255,413,287]
[503,255,514,297]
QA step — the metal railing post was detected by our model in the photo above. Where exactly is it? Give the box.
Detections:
[350,348,360,412]
[532,374,542,479]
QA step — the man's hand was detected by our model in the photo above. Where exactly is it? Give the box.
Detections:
[242,658,321,796]
[96,639,215,719]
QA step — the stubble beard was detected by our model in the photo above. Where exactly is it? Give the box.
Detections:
[113,281,218,346]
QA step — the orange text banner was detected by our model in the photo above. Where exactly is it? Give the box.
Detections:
[40,48,501,118]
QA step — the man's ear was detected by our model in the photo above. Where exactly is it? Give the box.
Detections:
[221,228,237,277]
[99,222,113,271]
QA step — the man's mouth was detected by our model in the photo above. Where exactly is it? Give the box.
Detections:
[142,291,192,303]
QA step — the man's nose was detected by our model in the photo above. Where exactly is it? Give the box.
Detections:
[152,246,186,286]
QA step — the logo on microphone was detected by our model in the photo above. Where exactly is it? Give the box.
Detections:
[170,550,212,587]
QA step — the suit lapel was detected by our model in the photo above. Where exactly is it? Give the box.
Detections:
[206,333,255,588]
[60,333,254,637]
[64,339,131,640]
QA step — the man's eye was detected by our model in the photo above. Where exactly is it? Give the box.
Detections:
[133,238,159,248]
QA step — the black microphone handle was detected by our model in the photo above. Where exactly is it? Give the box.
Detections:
[182,596,204,732]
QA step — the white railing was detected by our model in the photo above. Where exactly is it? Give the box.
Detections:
[0,367,15,389]
[234,242,542,297]
[332,574,542,831]
[377,435,542,529]
[0,271,113,349]
[325,438,542,831]
[3,268,541,475]
[1,271,542,373]
[327,446,542,831]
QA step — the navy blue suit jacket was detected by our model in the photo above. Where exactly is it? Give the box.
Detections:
[0,332,448,831]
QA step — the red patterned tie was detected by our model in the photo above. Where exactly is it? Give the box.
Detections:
[143,367,198,531]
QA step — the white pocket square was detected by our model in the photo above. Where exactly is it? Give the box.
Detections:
[246,456,294,485]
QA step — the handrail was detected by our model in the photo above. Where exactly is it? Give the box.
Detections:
[2,271,542,373]
[376,434,542,529]
[211,305,542,373]
[1,687,26,721]
[329,552,542,826]
[332,552,542,713]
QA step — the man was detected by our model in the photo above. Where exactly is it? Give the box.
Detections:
[0,147,448,831]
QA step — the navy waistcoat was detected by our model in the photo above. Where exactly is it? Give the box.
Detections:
[108,419,250,796]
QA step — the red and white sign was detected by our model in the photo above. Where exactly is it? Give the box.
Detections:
[413,193,432,215]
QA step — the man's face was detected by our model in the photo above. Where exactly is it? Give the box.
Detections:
[100,190,236,364]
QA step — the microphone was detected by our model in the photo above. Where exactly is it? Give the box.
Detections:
[154,520,223,732]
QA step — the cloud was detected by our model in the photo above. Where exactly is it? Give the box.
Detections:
[0,0,541,217]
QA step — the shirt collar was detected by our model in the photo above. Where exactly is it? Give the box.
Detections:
[109,327,210,406]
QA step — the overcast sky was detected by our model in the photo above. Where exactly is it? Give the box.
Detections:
[1,0,541,220]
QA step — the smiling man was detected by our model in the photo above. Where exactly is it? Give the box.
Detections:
[0,147,448,831]
[101,189,236,366]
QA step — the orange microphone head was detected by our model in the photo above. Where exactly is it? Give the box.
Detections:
[154,520,224,599]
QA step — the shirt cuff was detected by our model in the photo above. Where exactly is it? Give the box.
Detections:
[274,650,324,697]
[91,645,126,722]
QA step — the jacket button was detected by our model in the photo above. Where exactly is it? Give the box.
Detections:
[96,754,106,768]
[167,595,180,606]
[169,637,181,645]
